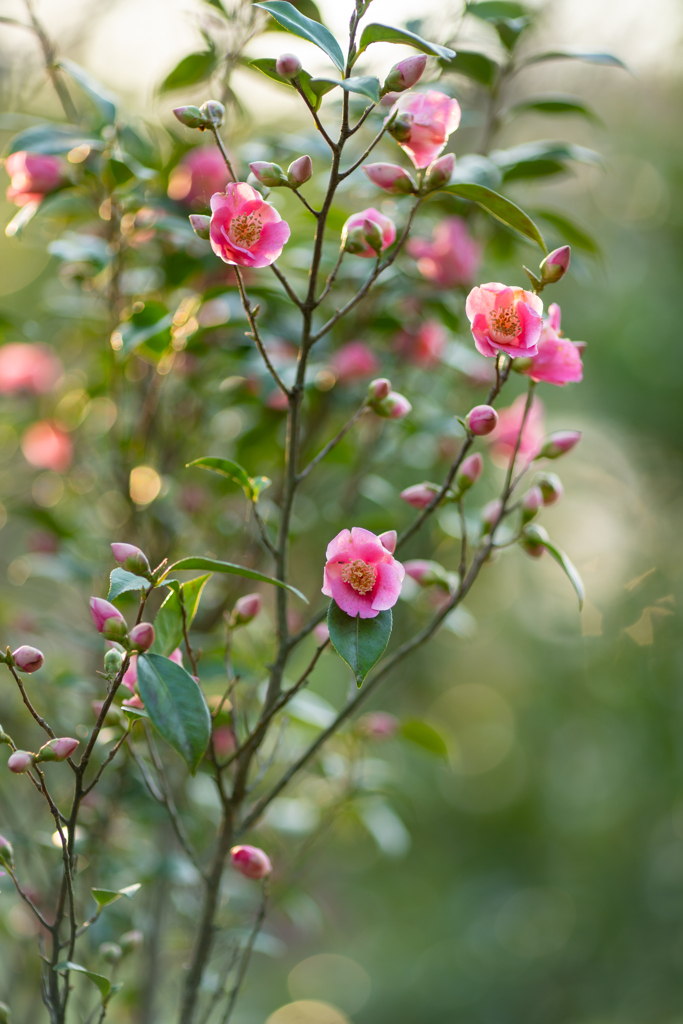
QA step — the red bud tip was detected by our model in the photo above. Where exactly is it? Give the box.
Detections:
[383,55,427,93]
[465,405,498,436]
[129,622,155,652]
[540,245,571,284]
[374,391,412,419]
[276,53,302,79]
[230,844,272,879]
[368,377,391,401]
[12,645,44,673]
[90,597,128,639]
[232,593,262,626]
[378,530,397,553]
[8,750,33,774]
[520,524,548,559]
[456,453,484,490]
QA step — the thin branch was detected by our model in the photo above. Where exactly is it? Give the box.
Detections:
[297,401,368,482]
[293,81,336,150]
[208,125,237,182]
[233,267,289,395]
[315,247,345,306]
[339,123,387,178]
[252,501,277,557]
[269,262,303,309]
[7,867,53,932]
[81,722,132,797]
[291,188,320,217]
[6,663,56,741]
[348,101,377,136]
[218,882,269,1024]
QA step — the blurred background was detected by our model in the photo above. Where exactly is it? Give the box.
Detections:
[0,0,682,1022]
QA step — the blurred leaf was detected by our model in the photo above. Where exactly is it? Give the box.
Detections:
[400,718,448,758]
[251,477,272,498]
[119,312,173,356]
[151,575,211,657]
[507,95,602,124]
[438,182,546,251]
[439,50,499,87]
[491,141,601,183]
[57,59,117,124]
[357,23,455,60]
[91,883,141,908]
[105,158,135,187]
[122,706,149,722]
[449,154,502,188]
[166,557,308,602]
[521,50,629,71]
[54,962,111,1001]
[310,75,380,103]
[466,0,527,17]
[522,527,585,609]
[327,602,392,687]
[533,209,600,254]
[137,653,211,774]
[108,568,151,602]
[4,123,103,156]
[248,58,335,110]
[254,2,345,72]
[159,50,217,93]
[49,231,110,266]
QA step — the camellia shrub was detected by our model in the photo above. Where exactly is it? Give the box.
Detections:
[0,1,624,1021]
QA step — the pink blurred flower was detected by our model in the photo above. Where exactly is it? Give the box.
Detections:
[517,303,583,386]
[488,394,545,466]
[232,593,262,625]
[322,527,405,619]
[395,320,446,368]
[213,725,236,759]
[358,711,399,738]
[341,207,395,258]
[168,148,230,208]
[386,91,461,169]
[5,152,64,207]
[313,622,330,644]
[231,844,272,880]
[21,421,73,472]
[209,183,290,269]
[122,694,145,710]
[331,341,380,382]
[407,217,481,288]
[0,343,62,395]
[466,283,543,358]
[8,751,33,774]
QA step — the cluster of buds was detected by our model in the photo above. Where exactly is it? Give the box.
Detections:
[173,100,226,131]
[524,246,571,292]
[230,844,272,880]
[227,593,263,629]
[367,378,411,419]
[364,154,455,198]
[8,736,78,774]
[248,154,312,193]
[89,599,155,652]
[401,453,483,511]
[1,645,44,673]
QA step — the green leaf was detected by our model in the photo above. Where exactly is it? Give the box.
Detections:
[122,705,149,722]
[357,22,454,60]
[251,476,272,499]
[400,718,448,758]
[522,526,585,609]
[327,602,391,687]
[137,653,211,773]
[533,209,600,255]
[467,0,528,18]
[54,962,110,1001]
[506,95,601,124]
[165,558,308,603]
[439,50,499,87]
[247,58,335,111]
[107,568,152,602]
[187,456,252,497]
[254,2,345,72]
[521,50,629,72]
[57,59,117,124]
[159,50,218,93]
[91,883,141,908]
[438,182,546,251]
[449,154,502,189]
[151,575,211,656]
[310,75,380,104]
[119,312,173,357]
[5,123,103,157]
[491,141,601,183]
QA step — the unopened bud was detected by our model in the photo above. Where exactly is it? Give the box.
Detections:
[99,942,122,963]
[189,214,211,240]
[538,430,581,460]
[521,486,543,524]
[424,153,455,190]
[382,55,428,94]
[173,106,205,129]
[12,646,44,673]
[0,1002,10,1024]
[374,391,411,419]
[368,377,391,402]
[540,245,571,285]
[455,453,483,492]
[362,217,383,254]
[519,523,548,559]
[481,498,502,534]
[276,53,302,79]
[111,542,150,576]
[119,929,143,954]
[465,405,498,436]
[535,471,563,505]
[386,112,413,143]
[8,751,33,774]
[129,622,155,652]
[358,711,399,739]
[230,593,262,627]
[90,598,128,641]
[343,225,367,255]
[0,835,14,869]
[362,162,416,195]
[230,844,272,880]
[104,648,124,676]
[287,155,312,185]
[199,100,225,127]
[249,161,288,187]
[378,530,397,553]
[400,482,440,509]
[37,737,78,763]
[404,559,450,588]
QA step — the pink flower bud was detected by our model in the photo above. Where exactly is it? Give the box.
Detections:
[383,55,428,93]
[276,53,302,79]
[540,245,571,285]
[404,559,447,587]
[362,162,416,195]
[230,844,272,880]
[456,453,483,491]
[38,737,79,762]
[189,214,211,239]
[199,99,225,126]
[111,543,150,576]
[0,835,13,868]
[535,471,563,505]
[173,106,205,129]
[466,405,498,437]
[287,155,312,185]
[539,430,581,460]
[481,498,502,533]
[313,622,330,644]
[400,482,440,509]
[12,646,44,673]
[378,530,397,553]
[521,486,543,524]
[358,711,399,739]
[374,391,412,419]
[387,111,414,143]
[129,622,155,652]
[8,750,33,774]
[520,524,547,559]
[249,161,287,187]
[424,153,455,190]
[232,593,262,626]
[368,377,391,401]
[89,598,128,640]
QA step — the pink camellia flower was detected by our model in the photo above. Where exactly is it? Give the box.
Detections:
[466,283,544,358]
[386,91,461,169]
[400,482,439,509]
[407,217,481,288]
[230,844,272,880]
[322,527,405,619]
[0,343,62,395]
[8,751,33,774]
[89,598,128,640]
[21,421,73,473]
[488,394,545,466]
[12,646,44,673]
[395,320,446,368]
[129,623,155,652]
[517,303,583,386]
[341,207,396,258]
[5,151,64,206]
[167,148,230,208]
[331,341,380,382]
[111,543,150,575]
[378,530,397,553]
[358,711,399,739]
[122,654,138,694]
[209,183,290,269]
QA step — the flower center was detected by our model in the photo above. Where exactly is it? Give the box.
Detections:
[341,559,377,595]
[229,212,263,249]
[489,305,521,342]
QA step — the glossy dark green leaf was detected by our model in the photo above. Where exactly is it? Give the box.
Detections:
[260,0,322,22]
[507,95,601,124]
[248,58,335,110]
[165,557,308,602]
[254,2,345,72]
[137,653,211,774]
[439,50,499,87]
[5,123,103,156]
[107,568,151,602]
[357,23,455,60]
[91,883,141,907]
[57,59,117,124]
[159,50,218,93]
[310,75,380,103]
[521,50,629,72]
[438,182,546,251]
[533,209,600,254]
[54,962,110,1001]
[151,575,211,656]
[327,602,392,687]
[400,718,449,758]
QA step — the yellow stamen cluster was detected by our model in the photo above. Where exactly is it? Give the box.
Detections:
[341,559,377,595]
[489,305,521,339]
[229,212,262,249]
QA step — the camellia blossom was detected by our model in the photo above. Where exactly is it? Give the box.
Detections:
[395,320,446,368]
[5,151,64,206]
[167,148,230,207]
[488,394,545,466]
[407,217,481,288]
[0,343,62,395]
[21,421,73,473]
[466,283,543,358]
[331,341,380,382]
[518,303,583,386]
[341,208,395,258]
[386,91,461,169]
[322,527,405,619]
[209,183,290,269]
